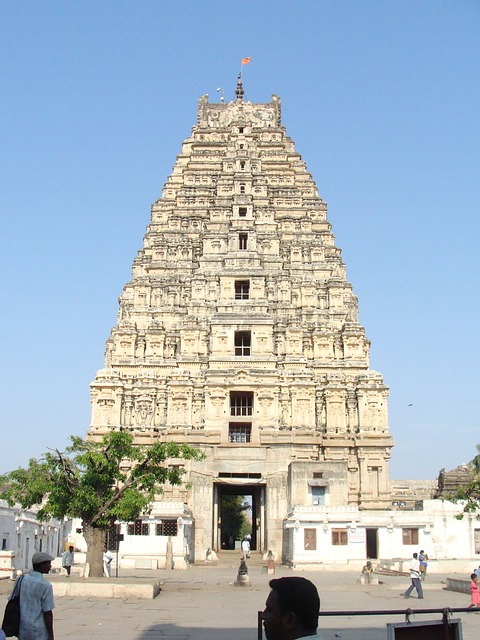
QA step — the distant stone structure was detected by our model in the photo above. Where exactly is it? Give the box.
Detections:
[435,465,473,498]
[390,479,436,510]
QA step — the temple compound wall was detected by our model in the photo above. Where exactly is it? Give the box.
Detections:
[86,87,478,569]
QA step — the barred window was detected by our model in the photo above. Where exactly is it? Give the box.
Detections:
[230,392,253,416]
[402,528,419,545]
[229,423,251,443]
[155,520,178,536]
[332,529,348,545]
[127,520,149,536]
[304,528,317,550]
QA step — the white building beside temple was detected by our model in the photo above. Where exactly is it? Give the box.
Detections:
[0,500,65,577]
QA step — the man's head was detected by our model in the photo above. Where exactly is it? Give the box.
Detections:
[263,577,320,640]
[413,553,418,559]
[69,545,74,552]
[32,551,54,574]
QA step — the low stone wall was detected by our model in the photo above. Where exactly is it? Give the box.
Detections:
[445,577,470,594]
[50,578,161,599]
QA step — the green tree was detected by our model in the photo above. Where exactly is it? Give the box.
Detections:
[469,444,480,476]
[0,432,202,576]
[448,443,480,519]
[221,495,251,546]
[450,480,480,519]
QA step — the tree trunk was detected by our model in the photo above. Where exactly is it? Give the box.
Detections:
[83,523,106,578]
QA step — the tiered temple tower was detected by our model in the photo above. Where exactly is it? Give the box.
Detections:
[88,81,393,562]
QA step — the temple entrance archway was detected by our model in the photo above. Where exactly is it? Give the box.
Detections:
[213,482,265,553]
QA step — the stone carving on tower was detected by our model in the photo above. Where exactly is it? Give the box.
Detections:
[88,80,393,560]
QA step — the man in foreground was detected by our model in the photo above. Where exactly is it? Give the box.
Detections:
[15,551,55,640]
[262,576,322,640]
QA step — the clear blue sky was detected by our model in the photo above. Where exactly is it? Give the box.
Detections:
[1,1,479,480]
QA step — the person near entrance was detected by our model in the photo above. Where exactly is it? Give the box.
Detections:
[262,577,323,640]
[402,553,424,599]
[241,536,250,560]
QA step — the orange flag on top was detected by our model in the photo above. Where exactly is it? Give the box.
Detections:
[241,57,251,65]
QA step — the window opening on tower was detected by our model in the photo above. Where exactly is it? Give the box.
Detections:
[234,331,251,356]
[230,391,253,416]
[235,280,250,299]
[239,233,248,250]
[228,423,251,443]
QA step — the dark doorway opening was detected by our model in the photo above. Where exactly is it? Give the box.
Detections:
[214,483,264,553]
[366,528,378,559]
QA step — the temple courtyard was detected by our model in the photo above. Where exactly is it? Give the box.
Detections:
[1,556,478,639]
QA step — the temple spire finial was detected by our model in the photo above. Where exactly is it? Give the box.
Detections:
[235,73,244,102]
[236,58,251,102]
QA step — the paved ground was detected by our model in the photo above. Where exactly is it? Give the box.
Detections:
[1,560,478,640]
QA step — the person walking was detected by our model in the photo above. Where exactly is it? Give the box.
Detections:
[61,545,74,577]
[10,551,55,640]
[402,552,424,599]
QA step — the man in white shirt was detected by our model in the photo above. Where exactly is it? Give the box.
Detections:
[13,551,55,640]
[402,552,424,599]
[61,545,74,577]
[262,576,323,640]
[103,547,113,577]
[241,537,250,560]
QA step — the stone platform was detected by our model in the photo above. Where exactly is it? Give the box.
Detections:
[48,575,161,599]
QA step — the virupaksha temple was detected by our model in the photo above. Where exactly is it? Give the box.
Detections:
[85,78,480,570]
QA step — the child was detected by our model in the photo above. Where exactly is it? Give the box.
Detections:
[468,573,480,609]
[418,550,428,580]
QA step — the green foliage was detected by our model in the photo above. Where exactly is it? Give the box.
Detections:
[448,443,480,519]
[0,432,203,530]
[469,444,480,476]
[221,495,251,543]
[450,479,480,520]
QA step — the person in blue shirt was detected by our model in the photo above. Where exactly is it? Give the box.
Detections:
[10,551,55,640]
